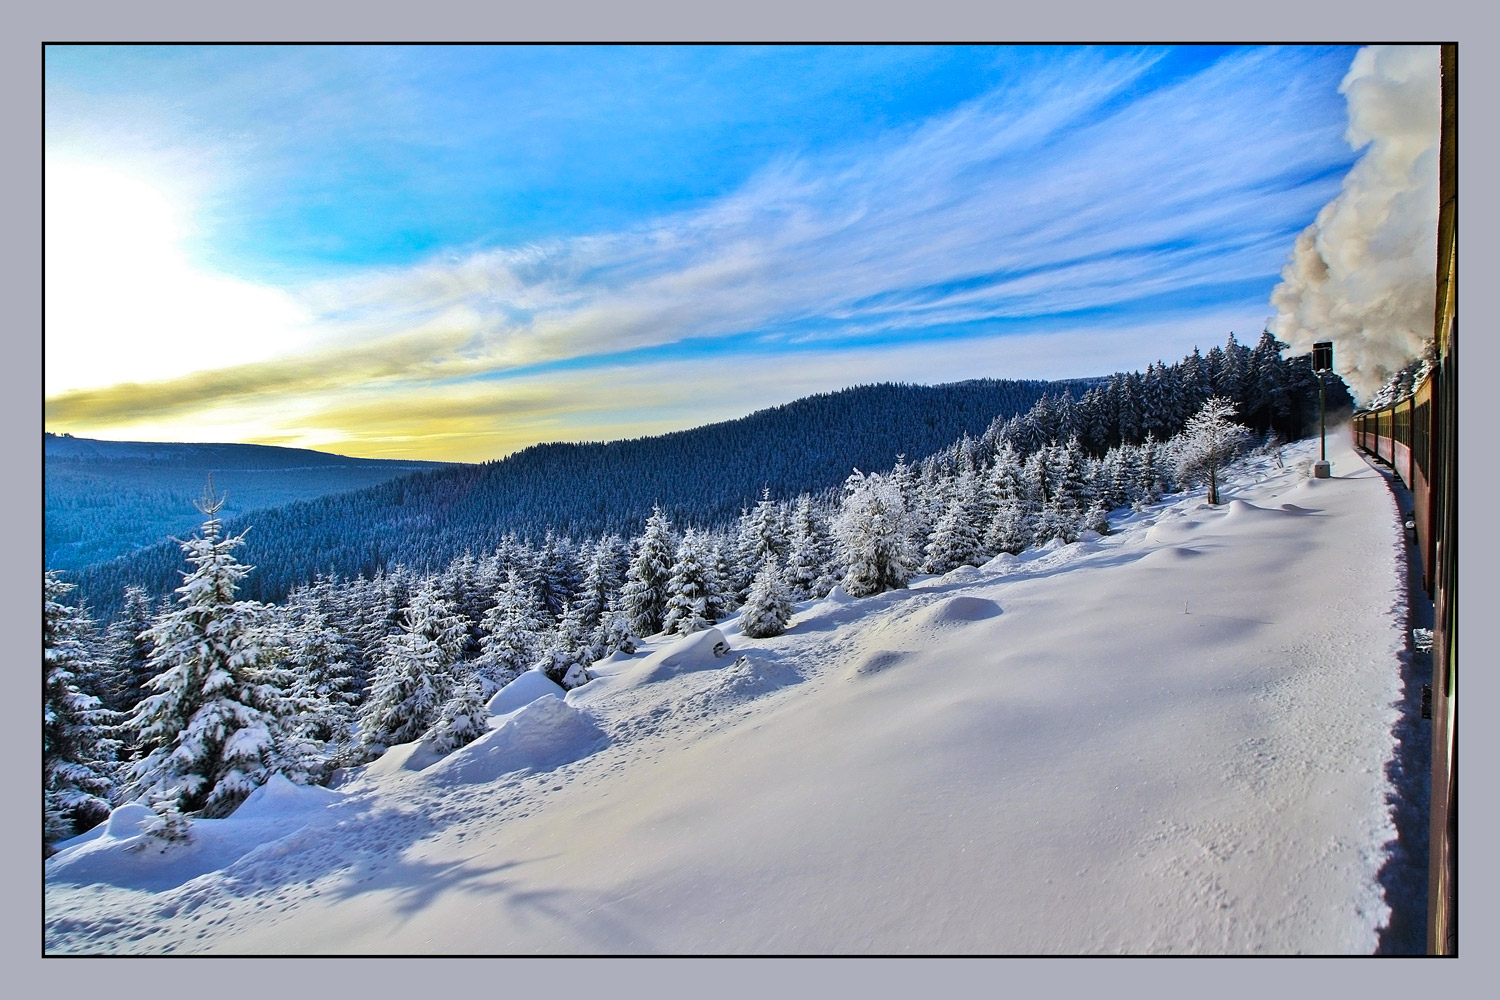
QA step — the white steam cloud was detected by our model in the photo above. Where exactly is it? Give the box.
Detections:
[1270,45,1440,404]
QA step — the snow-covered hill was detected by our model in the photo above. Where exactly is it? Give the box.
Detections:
[45,430,1415,954]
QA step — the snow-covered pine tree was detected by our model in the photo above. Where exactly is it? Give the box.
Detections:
[358,615,451,757]
[530,530,581,623]
[356,581,466,757]
[590,604,638,657]
[985,493,1033,556]
[1080,497,1112,537]
[403,581,471,669]
[922,493,985,574]
[1134,434,1166,509]
[785,492,835,600]
[662,527,725,636]
[574,534,626,633]
[710,535,742,614]
[834,470,913,598]
[122,485,286,819]
[99,585,157,716]
[424,674,490,755]
[1175,397,1249,505]
[739,555,795,639]
[474,570,544,696]
[274,601,360,779]
[44,572,118,849]
[621,505,676,637]
[889,454,931,563]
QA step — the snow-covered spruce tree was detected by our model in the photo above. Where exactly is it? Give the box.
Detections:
[590,604,637,656]
[44,572,118,849]
[985,493,1033,556]
[621,505,676,637]
[662,527,725,636]
[273,602,360,779]
[1175,397,1250,505]
[735,489,788,599]
[834,470,913,598]
[357,586,462,757]
[922,493,985,574]
[785,492,836,600]
[1080,497,1112,537]
[710,536,742,615]
[888,454,931,564]
[739,555,795,639]
[423,674,490,755]
[1134,434,1166,509]
[122,486,286,819]
[530,530,581,623]
[475,569,544,695]
[534,640,594,691]
[99,585,157,715]
[574,534,626,634]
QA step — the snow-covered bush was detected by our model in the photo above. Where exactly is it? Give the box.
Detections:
[1175,398,1251,505]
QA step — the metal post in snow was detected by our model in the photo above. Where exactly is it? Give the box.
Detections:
[1312,341,1333,478]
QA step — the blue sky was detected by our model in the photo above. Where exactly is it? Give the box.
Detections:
[44,44,1361,461]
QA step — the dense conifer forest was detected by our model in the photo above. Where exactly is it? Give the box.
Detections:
[63,376,1100,615]
[45,436,452,572]
[43,331,1356,853]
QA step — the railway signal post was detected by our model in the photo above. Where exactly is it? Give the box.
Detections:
[1312,340,1333,478]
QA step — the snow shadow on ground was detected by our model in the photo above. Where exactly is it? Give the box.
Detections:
[1370,470,1433,956]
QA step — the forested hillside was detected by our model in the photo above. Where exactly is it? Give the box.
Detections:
[65,377,1093,615]
[45,437,454,572]
[43,330,1351,857]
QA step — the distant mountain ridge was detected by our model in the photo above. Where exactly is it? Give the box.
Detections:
[59,377,1102,618]
[45,435,456,573]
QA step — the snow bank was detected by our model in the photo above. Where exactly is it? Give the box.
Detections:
[701,653,803,706]
[232,774,342,820]
[912,595,1001,628]
[633,626,734,685]
[486,668,566,719]
[423,695,607,786]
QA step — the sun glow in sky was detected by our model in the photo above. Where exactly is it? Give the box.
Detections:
[44,44,1362,462]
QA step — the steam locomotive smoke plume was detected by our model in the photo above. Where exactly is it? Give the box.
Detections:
[1270,45,1440,404]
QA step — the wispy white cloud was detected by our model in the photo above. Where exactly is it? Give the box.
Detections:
[287,47,1348,381]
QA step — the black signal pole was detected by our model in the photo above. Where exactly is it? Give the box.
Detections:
[1312,341,1333,477]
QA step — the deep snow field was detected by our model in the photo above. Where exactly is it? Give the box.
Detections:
[45,431,1416,955]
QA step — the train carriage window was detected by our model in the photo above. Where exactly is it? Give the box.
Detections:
[1415,401,1432,479]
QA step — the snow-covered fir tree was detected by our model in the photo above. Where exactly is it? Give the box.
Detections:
[590,605,637,657]
[474,570,544,696]
[662,527,726,636]
[735,489,788,598]
[424,674,490,755]
[785,492,836,600]
[739,555,795,639]
[44,572,117,849]
[122,487,286,819]
[273,601,360,778]
[834,470,913,598]
[357,587,461,757]
[574,534,627,633]
[621,505,676,637]
[99,584,157,715]
[922,492,985,574]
